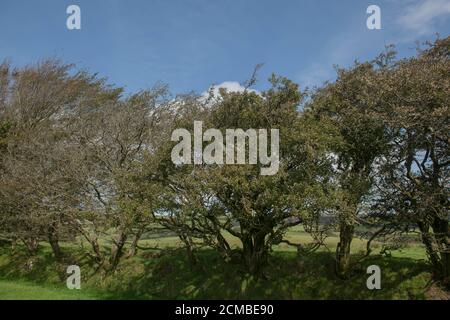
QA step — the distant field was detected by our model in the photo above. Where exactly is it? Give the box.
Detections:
[0,227,438,300]
[138,225,426,258]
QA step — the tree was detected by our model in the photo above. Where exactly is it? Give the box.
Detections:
[375,37,449,283]
[307,56,392,277]
[0,59,120,259]
[153,75,336,275]
[66,86,170,271]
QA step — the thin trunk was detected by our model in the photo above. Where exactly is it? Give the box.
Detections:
[126,228,145,258]
[11,237,17,254]
[336,223,354,277]
[48,223,62,260]
[22,237,39,256]
[89,236,103,265]
[75,224,103,265]
[216,232,232,260]
[418,221,442,276]
[180,234,197,266]
[109,231,128,271]
[432,218,450,280]
[186,244,197,266]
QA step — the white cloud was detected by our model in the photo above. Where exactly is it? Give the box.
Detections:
[398,0,450,35]
[200,81,258,102]
[204,81,255,95]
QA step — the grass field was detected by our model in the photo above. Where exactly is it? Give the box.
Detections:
[0,227,445,300]
[0,280,100,300]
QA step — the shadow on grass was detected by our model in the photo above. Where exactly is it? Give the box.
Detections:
[0,245,431,300]
[0,247,66,283]
[0,245,108,299]
[99,249,431,300]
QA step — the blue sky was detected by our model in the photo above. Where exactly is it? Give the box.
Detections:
[1,0,449,95]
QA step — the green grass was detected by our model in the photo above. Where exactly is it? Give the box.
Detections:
[0,229,439,300]
[0,279,100,300]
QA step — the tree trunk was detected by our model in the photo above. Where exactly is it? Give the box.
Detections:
[180,233,197,266]
[432,218,450,280]
[216,232,232,260]
[126,228,144,258]
[109,231,128,271]
[336,223,354,277]
[89,236,103,265]
[22,237,39,256]
[418,221,442,277]
[186,245,197,266]
[11,237,17,254]
[48,223,63,260]
[76,225,104,267]
[242,233,268,276]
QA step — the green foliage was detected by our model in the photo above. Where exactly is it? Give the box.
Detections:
[0,37,448,293]
[150,75,337,275]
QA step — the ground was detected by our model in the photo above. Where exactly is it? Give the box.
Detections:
[0,226,446,300]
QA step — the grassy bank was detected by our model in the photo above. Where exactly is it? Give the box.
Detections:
[0,229,440,300]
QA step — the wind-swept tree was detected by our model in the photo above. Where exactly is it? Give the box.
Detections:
[153,75,336,275]
[66,86,170,271]
[307,56,392,277]
[0,59,120,259]
[375,37,449,283]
